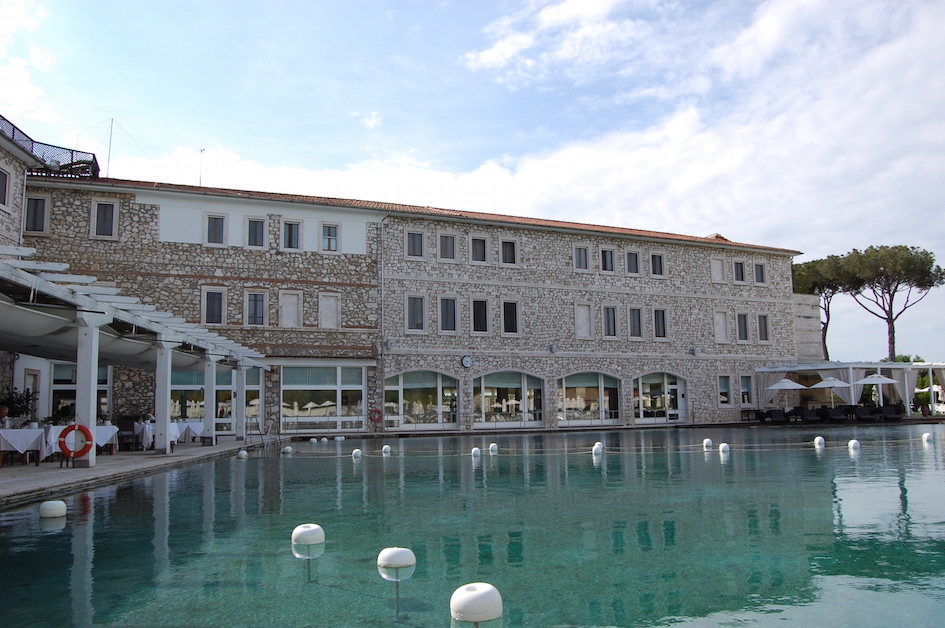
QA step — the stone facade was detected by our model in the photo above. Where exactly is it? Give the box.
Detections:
[0,146,27,247]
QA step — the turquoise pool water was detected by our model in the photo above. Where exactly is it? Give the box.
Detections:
[2,424,945,627]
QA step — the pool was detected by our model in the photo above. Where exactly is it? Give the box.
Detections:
[2,424,945,626]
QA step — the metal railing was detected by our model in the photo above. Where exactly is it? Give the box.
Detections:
[0,113,100,179]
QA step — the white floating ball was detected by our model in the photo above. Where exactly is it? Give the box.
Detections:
[377,547,417,581]
[281,445,293,454]
[309,438,318,444]
[382,444,392,455]
[352,448,363,458]
[813,436,825,448]
[848,439,860,449]
[291,523,325,546]
[489,442,498,454]
[718,443,730,453]
[236,449,248,459]
[320,437,328,443]
[471,447,481,457]
[450,582,503,623]
[702,438,713,450]
[922,432,933,443]
[39,500,67,518]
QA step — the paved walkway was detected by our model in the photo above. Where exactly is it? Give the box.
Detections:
[0,438,272,510]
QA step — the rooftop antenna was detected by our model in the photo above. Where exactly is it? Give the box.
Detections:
[199,148,205,186]
[106,118,114,177]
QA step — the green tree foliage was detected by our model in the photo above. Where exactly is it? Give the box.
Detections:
[844,246,945,360]
[792,255,857,360]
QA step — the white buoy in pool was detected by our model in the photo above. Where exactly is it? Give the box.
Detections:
[39,500,67,518]
[922,432,933,443]
[718,443,730,453]
[451,582,503,624]
[703,438,713,450]
[292,523,325,546]
[592,441,604,455]
[489,442,498,454]
[471,447,481,457]
[309,438,318,444]
[352,448,363,458]
[320,437,328,443]
[281,445,293,454]
[382,444,392,455]
[334,436,345,441]
[236,449,248,459]
[813,436,825,448]
[848,439,860,449]
[377,547,417,581]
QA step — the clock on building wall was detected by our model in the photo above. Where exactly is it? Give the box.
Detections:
[461,355,474,368]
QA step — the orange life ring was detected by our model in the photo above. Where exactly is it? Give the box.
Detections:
[58,424,94,459]
[368,408,383,423]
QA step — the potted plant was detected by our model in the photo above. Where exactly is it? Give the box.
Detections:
[0,388,34,428]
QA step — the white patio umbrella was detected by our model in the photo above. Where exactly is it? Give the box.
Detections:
[855,373,899,406]
[809,377,851,408]
[765,378,808,409]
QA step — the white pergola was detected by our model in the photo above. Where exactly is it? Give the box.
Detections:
[0,246,267,467]
[755,361,945,415]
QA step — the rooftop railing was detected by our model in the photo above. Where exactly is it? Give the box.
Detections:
[0,113,100,179]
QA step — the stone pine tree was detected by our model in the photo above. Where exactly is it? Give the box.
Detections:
[843,245,945,360]
[792,255,856,360]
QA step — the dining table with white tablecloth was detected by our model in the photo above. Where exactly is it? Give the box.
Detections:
[133,421,181,449]
[46,425,120,457]
[0,428,47,465]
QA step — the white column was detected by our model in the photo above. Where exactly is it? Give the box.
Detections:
[153,335,178,454]
[234,364,247,441]
[203,355,218,446]
[74,311,111,469]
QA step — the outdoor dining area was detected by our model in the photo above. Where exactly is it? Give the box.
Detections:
[751,361,945,424]
[0,422,119,467]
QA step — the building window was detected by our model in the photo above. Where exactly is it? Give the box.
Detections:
[0,168,8,209]
[714,311,729,343]
[24,197,48,233]
[651,253,665,277]
[754,263,767,284]
[282,221,301,250]
[628,307,642,338]
[740,375,753,404]
[472,299,489,333]
[440,297,457,332]
[710,258,725,282]
[502,301,520,335]
[736,313,749,341]
[626,251,640,274]
[318,293,341,329]
[206,215,226,245]
[246,291,267,326]
[281,366,365,427]
[718,375,731,405]
[601,249,615,272]
[202,288,225,325]
[279,291,303,328]
[407,296,425,332]
[574,246,589,270]
[471,237,488,263]
[406,231,424,258]
[758,314,770,342]
[603,306,617,338]
[246,217,266,247]
[733,261,746,283]
[654,308,668,338]
[439,234,456,260]
[321,224,338,252]
[575,304,592,339]
[92,201,117,238]
[501,240,518,265]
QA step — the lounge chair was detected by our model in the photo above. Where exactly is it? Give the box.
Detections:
[853,406,877,422]
[799,408,822,423]
[768,409,788,423]
[879,404,904,421]
[825,407,846,422]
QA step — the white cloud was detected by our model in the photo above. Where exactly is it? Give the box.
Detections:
[462,33,535,70]
[0,1,55,122]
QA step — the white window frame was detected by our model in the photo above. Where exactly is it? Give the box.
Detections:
[90,199,119,240]
[574,246,590,272]
[204,213,227,246]
[710,258,726,283]
[201,287,227,325]
[439,296,458,334]
[653,307,670,340]
[602,305,619,338]
[406,295,426,333]
[575,303,593,339]
[754,262,767,285]
[470,235,489,264]
[0,168,9,212]
[757,313,771,343]
[278,290,304,328]
[650,252,667,278]
[600,248,616,273]
[628,306,643,339]
[320,222,340,253]
[714,311,730,344]
[718,375,732,406]
[438,233,457,262]
[281,219,302,251]
[405,230,425,259]
[245,215,267,249]
[244,290,268,326]
[626,250,641,275]
[500,239,520,266]
[740,375,754,405]
[24,195,50,234]
[471,297,490,335]
[733,260,748,284]
[501,299,521,336]
[736,312,750,343]
[318,293,342,329]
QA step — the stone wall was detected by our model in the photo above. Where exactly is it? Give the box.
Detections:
[0,146,25,247]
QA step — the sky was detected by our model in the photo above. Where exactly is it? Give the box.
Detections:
[2,0,944,363]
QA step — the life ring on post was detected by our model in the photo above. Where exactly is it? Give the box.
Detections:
[368,408,383,424]
[58,424,94,459]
